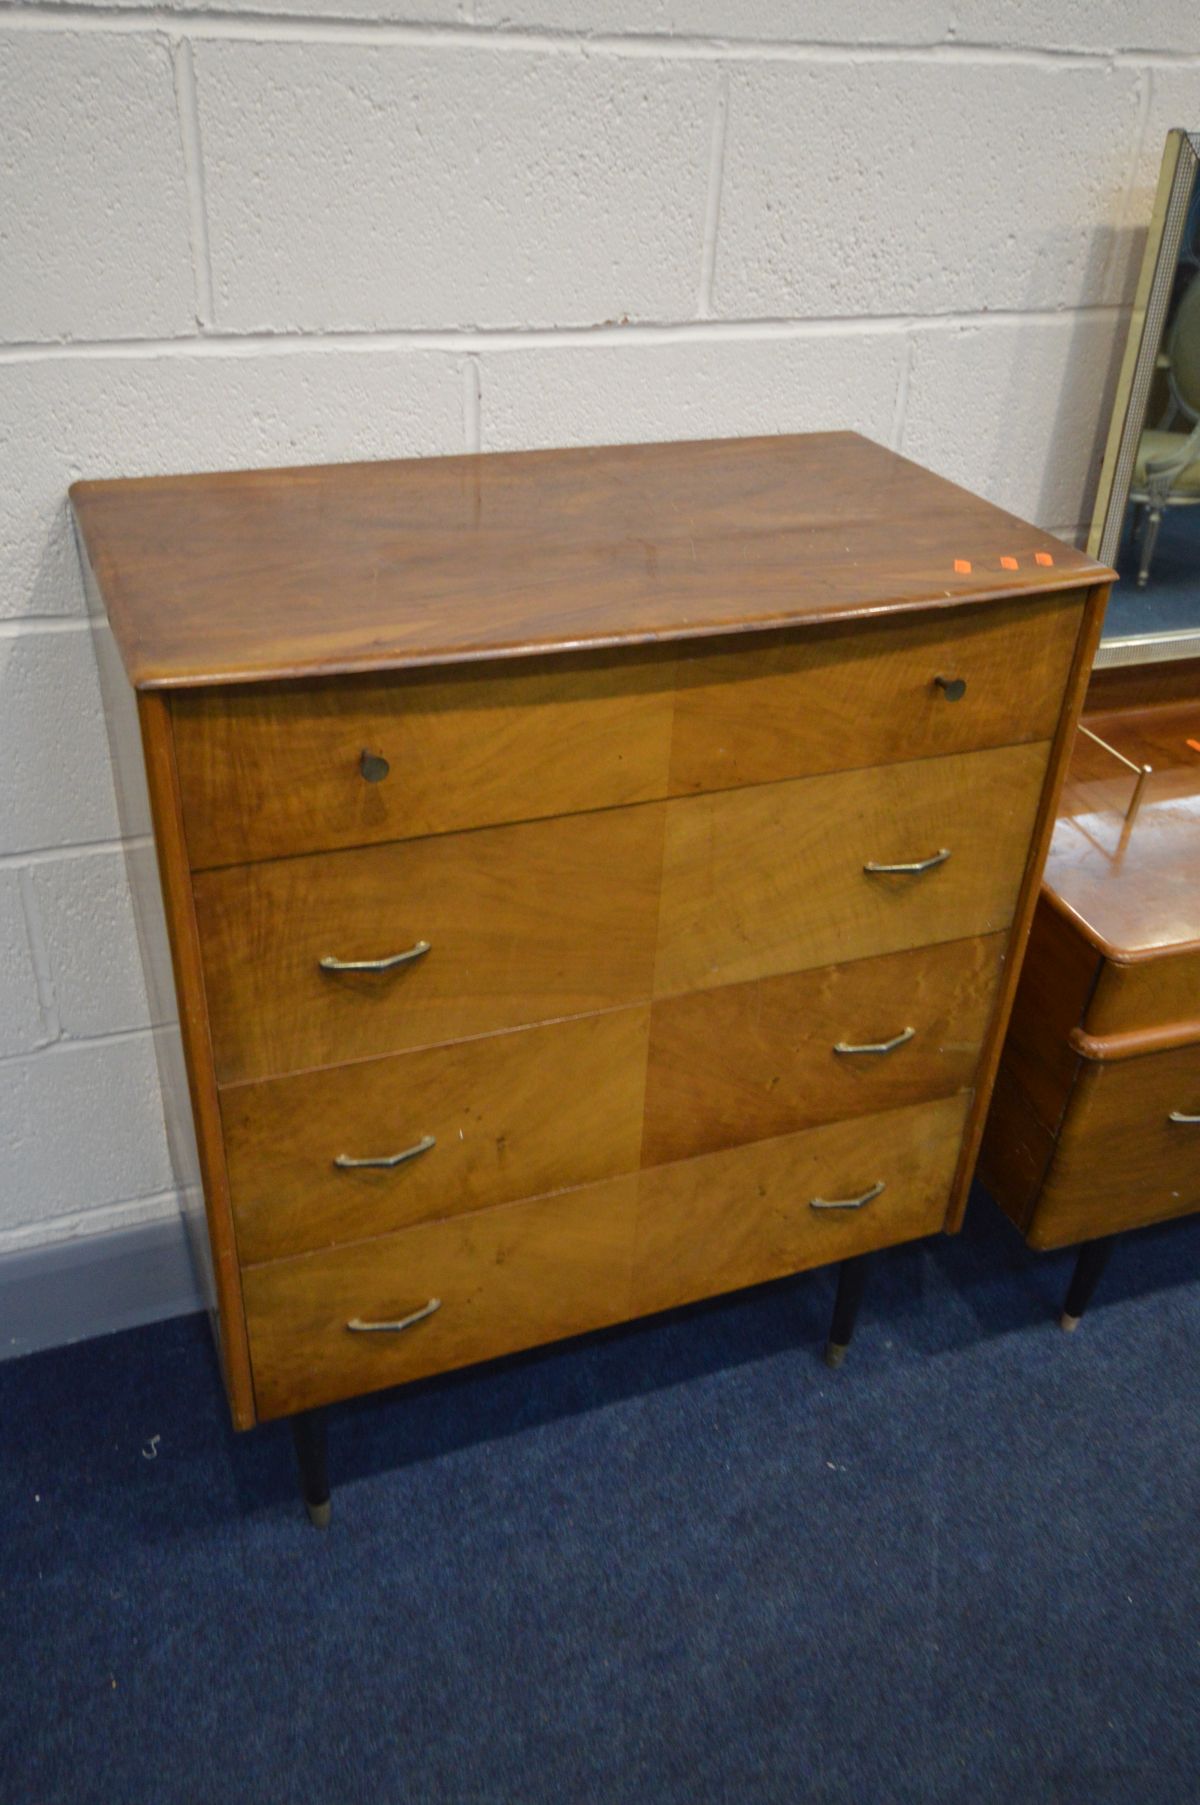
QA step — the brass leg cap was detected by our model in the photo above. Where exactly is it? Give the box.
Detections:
[1060,1312,1081,1334]
[306,1498,332,1530]
[824,1341,849,1369]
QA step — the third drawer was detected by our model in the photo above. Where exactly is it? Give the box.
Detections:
[224,934,1004,1264]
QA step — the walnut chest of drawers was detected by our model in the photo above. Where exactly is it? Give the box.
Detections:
[72,432,1111,1486]
[981,662,1200,1323]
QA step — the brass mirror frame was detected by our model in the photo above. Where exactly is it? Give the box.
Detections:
[1090,128,1200,670]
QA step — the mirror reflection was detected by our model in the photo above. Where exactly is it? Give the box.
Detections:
[1093,131,1200,658]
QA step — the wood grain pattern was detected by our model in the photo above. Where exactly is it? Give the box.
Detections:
[225,1007,651,1264]
[1032,1041,1200,1248]
[69,434,1109,691]
[642,934,1004,1166]
[945,579,1110,1233]
[244,1175,641,1419]
[668,592,1081,794]
[243,1091,968,1419]
[1084,951,1200,1038]
[634,1094,969,1317]
[977,1065,1057,1238]
[195,804,666,1085]
[1000,893,1098,1134]
[654,742,1049,995]
[172,591,1082,870]
[135,693,257,1428]
[172,650,677,870]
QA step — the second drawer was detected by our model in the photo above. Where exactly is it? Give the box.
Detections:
[196,742,1047,1085]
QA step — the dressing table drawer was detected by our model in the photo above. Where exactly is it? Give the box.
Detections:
[1030,1040,1200,1247]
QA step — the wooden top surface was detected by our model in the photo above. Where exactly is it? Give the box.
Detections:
[70,432,1109,689]
[1044,698,1200,960]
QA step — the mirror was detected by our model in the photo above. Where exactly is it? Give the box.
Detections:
[1090,129,1200,670]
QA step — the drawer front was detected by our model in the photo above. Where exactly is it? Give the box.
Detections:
[173,594,1079,869]
[197,743,1045,1085]
[668,591,1080,795]
[195,805,665,1084]
[244,1176,641,1419]
[243,1093,968,1419]
[634,1093,970,1317]
[643,933,1004,1167]
[1085,950,1200,1038]
[1032,1042,1200,1247]
[225,1007,651,1264]
[655,741,1049,994]
[173,651,677,870]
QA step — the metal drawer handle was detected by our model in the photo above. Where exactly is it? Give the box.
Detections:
[319,939,430,974]
[809,1180,886,1212]
[347,1298,441,1335]
[334,1134,436,1171]
[834,1026,915,1057]
[863,849,950,875]
[935,674,967,701]
[1169,1110,1200,1124]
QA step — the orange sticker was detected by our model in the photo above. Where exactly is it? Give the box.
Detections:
[1188,739,1200,754]
[954,558,972,574]
[1000,555,1019,571]
[1035,551,1055,567]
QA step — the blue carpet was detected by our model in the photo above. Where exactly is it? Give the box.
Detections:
[2,1191,1198,1805]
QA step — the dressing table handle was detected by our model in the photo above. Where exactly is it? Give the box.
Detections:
[863,849,951,876]
[809,1180,886,1212]
[319,939,431,973]
[333,1135,436,1171]
[346,1299,441,1335]
[934,675,967,700]
[1168,1110,1200,1124]
[833,1027,915,1057]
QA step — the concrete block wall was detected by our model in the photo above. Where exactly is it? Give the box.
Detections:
[1,3,1198,1285]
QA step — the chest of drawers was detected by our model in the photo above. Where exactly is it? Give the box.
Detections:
[72,432,1110,1519]
[981,663,1200,1323]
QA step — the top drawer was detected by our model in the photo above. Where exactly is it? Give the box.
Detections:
[171,593,1082,869]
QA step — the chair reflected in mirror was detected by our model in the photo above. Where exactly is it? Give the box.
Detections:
[1129,271,1200,587]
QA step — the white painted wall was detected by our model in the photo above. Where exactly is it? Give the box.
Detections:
[1,4,1198,1266]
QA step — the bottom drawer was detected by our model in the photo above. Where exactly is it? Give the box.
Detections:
[243,1093,970,1419]
[1031,1042,1200,1248]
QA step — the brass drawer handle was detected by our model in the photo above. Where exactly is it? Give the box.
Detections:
[833,1026,915,1057]
[934,674,967,701]
[333,1134,436,1171]
[347,1298,441,1335]
[1169,1110,1200,1124]
[319,939,430,974]
[863,849,950,875]
[809,1180,886,1212]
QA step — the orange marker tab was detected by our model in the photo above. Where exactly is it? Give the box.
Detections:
[954,558,972,574]
[1035,551,1055,567]
[1000,555,1019,571]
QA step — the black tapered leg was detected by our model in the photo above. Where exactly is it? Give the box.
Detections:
[824,1254,870,1369]
[292,1407,331,1528]
[1060,1235,1117,1332]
